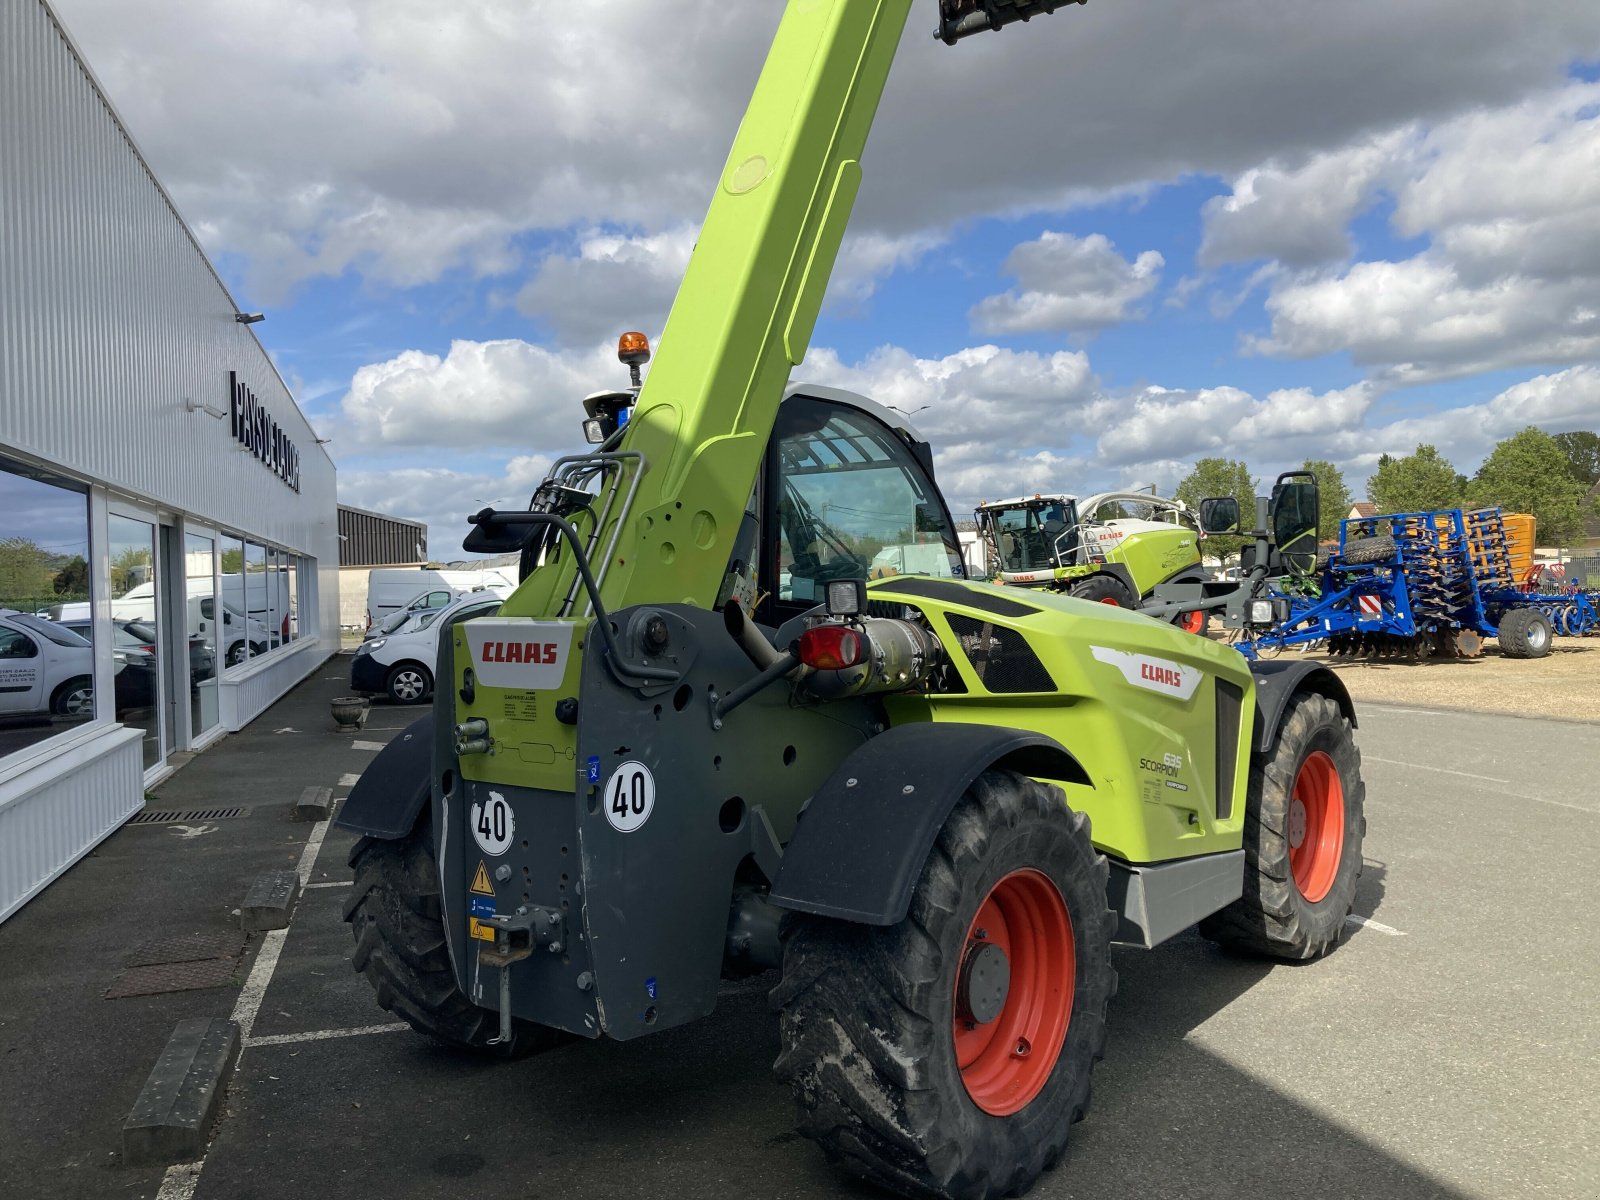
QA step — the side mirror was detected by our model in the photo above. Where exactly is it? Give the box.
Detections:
[1269,472,1320,573]
[1199,497,1240,535]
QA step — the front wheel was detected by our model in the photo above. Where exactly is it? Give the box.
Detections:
[1200,693,1365,960]
[773,770,1117,1200]
[1068,575,1132,608]
[385,662,432,704]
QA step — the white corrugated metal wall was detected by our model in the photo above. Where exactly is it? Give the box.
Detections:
[0,0,341,922]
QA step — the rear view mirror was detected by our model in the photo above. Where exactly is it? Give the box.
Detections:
[1269,472,1320,574]
[1199,497,1240,535]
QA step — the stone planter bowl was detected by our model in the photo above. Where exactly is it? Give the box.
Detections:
[330,696,369,729]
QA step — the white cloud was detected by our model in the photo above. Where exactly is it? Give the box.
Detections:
[970,233,1163,334]
[51,0,1600,299]
[1239,81,1600,381]
[1199,130,1413,267]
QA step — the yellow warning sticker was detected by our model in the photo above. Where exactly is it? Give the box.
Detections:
[469,917,496,943]
[470,860,495,896]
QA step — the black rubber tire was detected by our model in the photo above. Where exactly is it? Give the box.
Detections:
[1068,574,1132,608]
[226,641,247,668]
[344,828,565,1058]
[385,662,432,704]
[772,770,1117,1200]
[50,676,93,717]
[1496,607,1552,659]
[1200,693,1365,960]
[1339,535,1396,566]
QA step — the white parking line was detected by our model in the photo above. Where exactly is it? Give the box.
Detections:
[351,740,385,751]
[1364,756,1512,784]
[155,1161,204,1200]
[293,819,331,888]
[303,880,350,890]
[1345,914,1406,936]
[338,772,362,787]
[230,928,288,1044]
[245,1023,408,1048]
[1364,756,1594,814]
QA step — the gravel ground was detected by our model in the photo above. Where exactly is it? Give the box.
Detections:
[1292,636,1600,722]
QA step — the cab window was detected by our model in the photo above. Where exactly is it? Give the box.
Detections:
[766,398,961,620]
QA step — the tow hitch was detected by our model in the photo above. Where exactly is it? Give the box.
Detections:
[478,905,564,1045]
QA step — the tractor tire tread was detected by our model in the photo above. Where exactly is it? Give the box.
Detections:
[1199,693,1364,960]
[1338,535,1396,566]
[345,834,565,1059]
[773,770,1116,1200]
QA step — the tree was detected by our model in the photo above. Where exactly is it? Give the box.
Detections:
[1176,457,1255,563]
[1470,426,1588,546]
[1367,444,1465,514]
[1552,430,1600,488]
[0,536,54,606]
[1299,459,1352,544]
[52,555,89,597]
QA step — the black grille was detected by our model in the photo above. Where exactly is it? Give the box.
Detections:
[946,615,1055,694]
[128,807,250,824]
[1214,680,1243,821]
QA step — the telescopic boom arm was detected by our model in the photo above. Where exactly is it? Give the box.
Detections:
[501,0,1086,620]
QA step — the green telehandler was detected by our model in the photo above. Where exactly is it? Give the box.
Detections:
[336,4,1367,1197]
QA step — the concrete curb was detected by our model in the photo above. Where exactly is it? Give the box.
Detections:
[293,785,334,821]
[240,868,300,932]
[122,1018,240,1166]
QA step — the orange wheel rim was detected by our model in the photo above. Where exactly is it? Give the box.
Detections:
[1288,750,1344,903]
[951,869,1074,1116]
[1099,595,1121,607]
[1180,610,1205,634]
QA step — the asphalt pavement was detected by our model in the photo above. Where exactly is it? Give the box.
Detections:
[2,684,1596,1199]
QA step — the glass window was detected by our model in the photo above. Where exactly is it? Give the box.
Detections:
[770,400,962,611]
[221,536,247,669]
[186,532,219,734]
[108,513,161,770]
[0,456,96,758]
[265,547,281,652]
[284,556,299,642]
[245,541,267,657]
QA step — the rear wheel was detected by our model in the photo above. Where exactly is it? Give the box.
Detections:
[344,825,565,1057]
[386,662,432,704]
[773,770,1116,1199]
[1068,575,1132,608]
[1200,693,1364,960]
[1173,608,1207,636]
[1496,608,1552,659]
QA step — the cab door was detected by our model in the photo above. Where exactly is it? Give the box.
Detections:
[0,626,44,714]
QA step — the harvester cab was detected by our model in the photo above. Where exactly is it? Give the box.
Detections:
[336,6,1367,1198]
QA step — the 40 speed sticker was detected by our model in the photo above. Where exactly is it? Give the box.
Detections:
[471,791,515,857]
[604,761,656,833]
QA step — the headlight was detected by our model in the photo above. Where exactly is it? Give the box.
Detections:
[357,639,385,655]
[1248,600,1274,624]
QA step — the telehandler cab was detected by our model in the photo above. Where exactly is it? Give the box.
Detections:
[336,4,1366,1197]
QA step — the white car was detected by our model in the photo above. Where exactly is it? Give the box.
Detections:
[362,585,461,642]
[349,589,507,704]
[0,608,95,719]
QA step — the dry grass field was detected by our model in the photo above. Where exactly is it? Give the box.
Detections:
[1293,636,1600,722]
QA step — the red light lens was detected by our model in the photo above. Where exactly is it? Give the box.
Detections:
[798,625,866,671]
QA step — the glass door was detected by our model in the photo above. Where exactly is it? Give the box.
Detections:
[107,513,162,769]
[185,531,219,736]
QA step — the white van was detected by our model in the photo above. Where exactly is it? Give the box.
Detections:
[364,567,515,631]
[51,592,271,668]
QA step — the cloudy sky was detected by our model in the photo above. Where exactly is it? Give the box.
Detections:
[54,0,1600,555]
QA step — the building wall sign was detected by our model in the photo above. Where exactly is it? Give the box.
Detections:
[230,371,301,492]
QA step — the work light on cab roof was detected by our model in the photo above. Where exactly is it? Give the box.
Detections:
[581,331,652,445]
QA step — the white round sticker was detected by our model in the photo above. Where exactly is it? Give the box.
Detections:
[604,762,655,833]
[471,790,515,857]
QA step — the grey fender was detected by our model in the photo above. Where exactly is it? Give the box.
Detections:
[332,714,433,841]
[1247,660,1356,754]
[768,723,1091,926]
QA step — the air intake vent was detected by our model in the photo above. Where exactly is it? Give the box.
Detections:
[946,615,1056,694]
[1214,680,1244,821]
[128,807,250,825]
